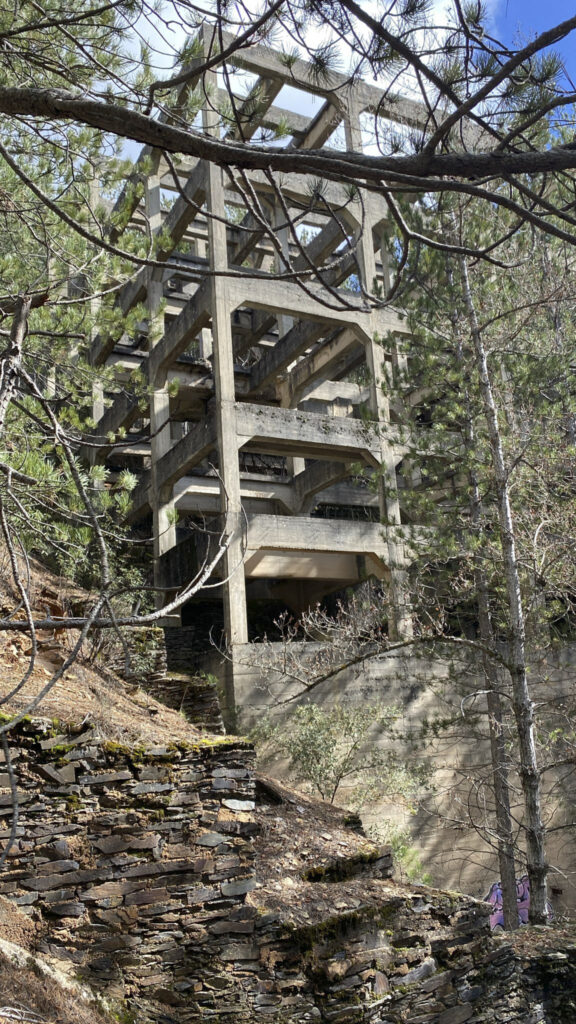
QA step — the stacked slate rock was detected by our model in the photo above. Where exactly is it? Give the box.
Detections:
[0,718,574,1022]
[0,718,257,1020]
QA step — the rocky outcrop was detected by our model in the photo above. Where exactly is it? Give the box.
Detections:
[0,717,574,1023]
[0,718,256,1018]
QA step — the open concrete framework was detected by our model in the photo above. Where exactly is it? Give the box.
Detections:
[86,28,426,711]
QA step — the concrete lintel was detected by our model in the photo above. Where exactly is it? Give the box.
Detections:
[235,402,382,465]
[246,512,389,558]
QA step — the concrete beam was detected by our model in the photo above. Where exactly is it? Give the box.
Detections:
[174,474,294,515]
[233,224,360,360]
[231,208,272,267]
[220,30,428,127]
[129,414,217,518]
[159,162,206,254]
[258,103,312,136]
[248,320,325,391]
[315,481,379,507]
[235,402,382,465]
[296,100,342,150]
[286,327,364,399]
[299,215,351,269]
[246,513,389,557]
[293,459,353,511]
[298,380,369,405]
[244,549,365,580]
[107,69,203,241]
[148,278,212,377]
[228,168,353,209]
[226,77,283,141]
[229,276,375,338]
[249,297,407,398]
[80,391,141,461]
[156,414,217,491]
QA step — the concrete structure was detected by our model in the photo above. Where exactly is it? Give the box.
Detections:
[86,28,423,710]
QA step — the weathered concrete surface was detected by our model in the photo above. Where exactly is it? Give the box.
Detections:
[207,641,576,918]
[84,31,419,671]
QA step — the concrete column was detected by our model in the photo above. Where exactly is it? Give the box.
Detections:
[202,70,249,657]
[275,203,306,484]
[146,155,177,610]
[194,237,213,359]
[345,103,413,640]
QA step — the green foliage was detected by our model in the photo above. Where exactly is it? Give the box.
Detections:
[368,822,433,885]
[397,188,576,644]
[252,701,428,806]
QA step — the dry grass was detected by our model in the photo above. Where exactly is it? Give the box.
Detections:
[0,946,114,1024]
[0,552,205,745]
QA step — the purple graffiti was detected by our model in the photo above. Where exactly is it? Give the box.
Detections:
[484,874,553,929]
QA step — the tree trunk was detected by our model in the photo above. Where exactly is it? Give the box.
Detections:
[470,474,518,929]
[0,296,31,437]
[448,262,519,929]
[459,257,548,924]
[486,683,519,928]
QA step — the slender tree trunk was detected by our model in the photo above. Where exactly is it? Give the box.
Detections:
[459,258,548,924]
[475,563,519,929]
[469,466,518,929]
[448,263,518,929]
[486,683,519,927]
[0,296,31,436]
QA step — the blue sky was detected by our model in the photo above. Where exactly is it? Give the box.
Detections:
[495,0,575,38]
[493,1,576,81]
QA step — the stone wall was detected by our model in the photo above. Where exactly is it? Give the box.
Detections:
[0,718,256,1018]
[0,718,575,1023]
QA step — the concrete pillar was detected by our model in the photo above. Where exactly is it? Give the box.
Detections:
[345,103,413,640]
[146,155,177,610]
[194,237,213,359]
[202,63,249,662]
[275,203,306,485]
